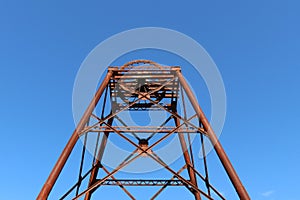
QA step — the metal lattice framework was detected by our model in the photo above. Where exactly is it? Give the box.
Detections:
[37,60,250,200]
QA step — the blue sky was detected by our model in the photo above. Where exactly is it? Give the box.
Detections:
[0,1,298,200]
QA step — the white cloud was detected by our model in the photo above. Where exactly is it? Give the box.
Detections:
[262,190,275,197]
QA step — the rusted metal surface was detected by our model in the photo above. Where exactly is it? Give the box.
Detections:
[38,60,249,200]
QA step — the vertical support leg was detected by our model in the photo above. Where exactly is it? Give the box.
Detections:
[37,70,113,200]
[174,116,201,200]
[84,117,114,200]
[176,70,250,200]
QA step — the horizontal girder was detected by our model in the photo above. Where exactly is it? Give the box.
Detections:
[97,179,187,186]
[86,126,204,133]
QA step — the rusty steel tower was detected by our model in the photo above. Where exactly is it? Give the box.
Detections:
[37,60,250,200]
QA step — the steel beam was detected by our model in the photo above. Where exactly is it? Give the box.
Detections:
[174,116,202,200]
[84,117,114,200]
[176,70,250,200]
[37,69,113,200]
[150,165,187,200]
[102,166,135,200]
[98,179,186,186]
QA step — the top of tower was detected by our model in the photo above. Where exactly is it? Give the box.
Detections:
[108,59,179,71]
[108,60,180,111]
